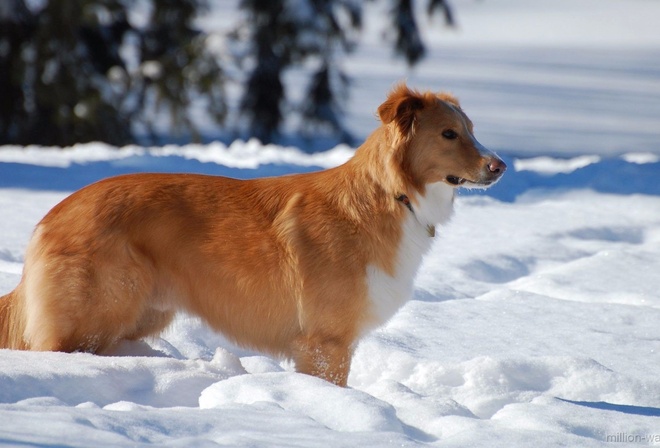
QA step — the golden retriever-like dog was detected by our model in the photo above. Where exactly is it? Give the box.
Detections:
[0,84,505,386]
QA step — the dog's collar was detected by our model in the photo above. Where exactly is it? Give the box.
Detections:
[396,194,435,238]
[396,194,414,213]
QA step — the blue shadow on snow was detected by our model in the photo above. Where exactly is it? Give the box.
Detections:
[459,155,660,202]
[1,153,659,202]
[0,154,322,192]
[557,398,660,417]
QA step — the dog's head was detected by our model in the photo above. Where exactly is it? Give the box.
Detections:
[378,84,506,191]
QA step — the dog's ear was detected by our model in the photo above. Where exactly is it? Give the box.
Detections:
[378,84,425,137]
[437,92,461,109]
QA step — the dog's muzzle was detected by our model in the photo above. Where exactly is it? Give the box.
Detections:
[446,157,506,187]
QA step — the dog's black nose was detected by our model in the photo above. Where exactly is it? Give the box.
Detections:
[488,158,507,175]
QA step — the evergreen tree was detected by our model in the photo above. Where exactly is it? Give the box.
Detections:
[0,0,453,147]
[0,0,224,146]
[233,0,454,144]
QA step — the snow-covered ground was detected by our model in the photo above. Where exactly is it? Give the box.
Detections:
[2,1,660,446]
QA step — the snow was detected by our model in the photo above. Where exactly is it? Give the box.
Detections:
[2,1,660,446]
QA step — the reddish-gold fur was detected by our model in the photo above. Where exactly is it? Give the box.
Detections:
[0,84,504,386]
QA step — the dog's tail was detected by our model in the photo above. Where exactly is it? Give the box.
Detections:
[0,287,27,350]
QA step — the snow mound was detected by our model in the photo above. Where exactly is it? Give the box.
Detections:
[0,140,354,169]
[200,372,403,434]
[0,346,245,408]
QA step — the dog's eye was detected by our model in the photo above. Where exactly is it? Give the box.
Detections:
[442,130,458,140]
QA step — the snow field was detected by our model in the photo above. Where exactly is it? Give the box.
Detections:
[1,153,659,446]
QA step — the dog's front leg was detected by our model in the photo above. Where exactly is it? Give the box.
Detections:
[292,336,353,387]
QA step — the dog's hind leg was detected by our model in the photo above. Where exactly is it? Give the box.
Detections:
[22,241,163,353]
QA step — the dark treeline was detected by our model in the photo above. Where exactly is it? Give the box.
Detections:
[0,0,454,147]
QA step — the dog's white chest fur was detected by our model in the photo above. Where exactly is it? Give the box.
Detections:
[365,182,455,331]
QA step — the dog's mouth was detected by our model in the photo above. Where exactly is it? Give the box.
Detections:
[446,175,466,186]
[446,175,497,188]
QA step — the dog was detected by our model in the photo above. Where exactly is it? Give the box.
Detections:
[0,84,505,386]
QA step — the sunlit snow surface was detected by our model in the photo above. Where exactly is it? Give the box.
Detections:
[2,0,660,446]
[1,149,659,447]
